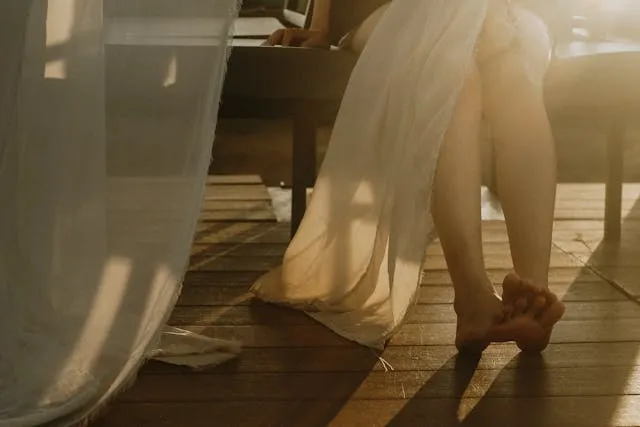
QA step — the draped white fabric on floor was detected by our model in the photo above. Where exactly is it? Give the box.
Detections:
[0,1,239,425]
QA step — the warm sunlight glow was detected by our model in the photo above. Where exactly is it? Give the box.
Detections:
[162,55,178,87]
[456,347,520,422]
[39,257,132,403]
[45,59,67,80]
[44,0,75,79]
[46,0,75,46]
[132,265,176,344]
[353,181,376,206]
[599,0,635,12]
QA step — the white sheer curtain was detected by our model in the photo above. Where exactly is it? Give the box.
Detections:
[0,1,239,425]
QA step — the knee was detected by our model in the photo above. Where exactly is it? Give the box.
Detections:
[479,6,552,91]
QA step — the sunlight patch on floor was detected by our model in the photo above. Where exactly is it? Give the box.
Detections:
[268,186,505,223]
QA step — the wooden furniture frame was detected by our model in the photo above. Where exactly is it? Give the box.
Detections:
[221,46,357,236]
[223,42,638,242]
[544,42,640,241]
[105,3,639,242]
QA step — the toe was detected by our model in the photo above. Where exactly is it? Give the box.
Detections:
[502,273,522,298]
[521,278,536,290]
[525,294,547,318]
[540,300,566,329]
[518,333,550,353]
[542,289,558,306]
[513,297,528,316]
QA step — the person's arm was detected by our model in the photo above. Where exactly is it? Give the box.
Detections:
[309,0,331,36]
[264,0,332,48]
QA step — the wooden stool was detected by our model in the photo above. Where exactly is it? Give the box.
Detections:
[545,42,640,241]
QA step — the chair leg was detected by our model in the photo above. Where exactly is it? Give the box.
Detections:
[291,103,317,239]
[604,122,624,242]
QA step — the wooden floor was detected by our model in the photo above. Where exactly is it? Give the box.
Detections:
[94,176,640,427]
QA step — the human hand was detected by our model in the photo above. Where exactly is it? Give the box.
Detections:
[263,28,330,49]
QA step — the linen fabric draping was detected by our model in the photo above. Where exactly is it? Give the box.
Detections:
[0,1,239,425]
[252,0,553,349]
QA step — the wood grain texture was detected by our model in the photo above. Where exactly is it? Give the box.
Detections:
[140,341,640,374]
[176,281,626,307]
[179,319,640,348]
[93,179,640,427]
[93,397,640,427]
[117,366,640,401]
[168,301,640,327]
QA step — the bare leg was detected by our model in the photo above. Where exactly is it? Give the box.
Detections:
[482,56,554,286]
[432,67,503,353]
[432,65,554,353]
[433,3,566,353]
[479,6,565,351]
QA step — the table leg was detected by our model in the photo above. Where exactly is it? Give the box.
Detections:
[604,122,624,242]
[291,103,317,238]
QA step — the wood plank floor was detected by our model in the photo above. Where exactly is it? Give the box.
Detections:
[94,176,640,427]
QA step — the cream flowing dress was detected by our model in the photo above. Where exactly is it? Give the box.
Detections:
[252,0,553,349]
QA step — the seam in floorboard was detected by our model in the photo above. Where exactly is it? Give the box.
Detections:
[552,241,640,304]
[190,225,282,270]
[109,393,640,404]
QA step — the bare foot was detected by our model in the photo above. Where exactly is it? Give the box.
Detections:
[500,273,566,352]
[501,273,544,313]
[455,287,505,354]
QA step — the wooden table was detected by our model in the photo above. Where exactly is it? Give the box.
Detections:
[104,16,639,242]
[104,16,357,238]
[223,41,640,241]
[545,41,640,241]
[221,45,357,236]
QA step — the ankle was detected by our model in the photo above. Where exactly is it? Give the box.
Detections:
[451,273,495,297]
[453,278,499,314]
